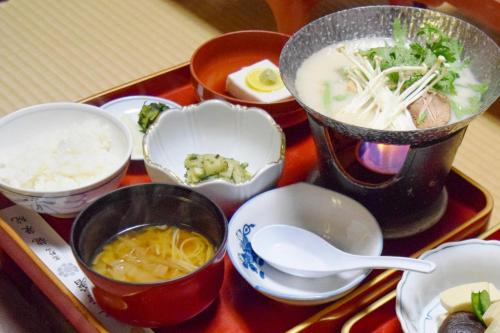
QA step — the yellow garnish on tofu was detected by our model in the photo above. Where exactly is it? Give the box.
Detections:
[245,68,284,92]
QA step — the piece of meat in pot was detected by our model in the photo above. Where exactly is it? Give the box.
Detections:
[408,91,451,129]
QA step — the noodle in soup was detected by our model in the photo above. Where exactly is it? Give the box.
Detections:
[91,225,215,283]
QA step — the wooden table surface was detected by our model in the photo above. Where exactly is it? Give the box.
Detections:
[0,1,498,332]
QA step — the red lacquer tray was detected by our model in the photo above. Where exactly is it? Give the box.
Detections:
[341,224,500,333]
[0,63,493,333]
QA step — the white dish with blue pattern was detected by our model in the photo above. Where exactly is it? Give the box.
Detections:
[227,182,383,305]
[396,239,500,333]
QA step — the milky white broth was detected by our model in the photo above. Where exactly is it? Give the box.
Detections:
[295,37,482,129]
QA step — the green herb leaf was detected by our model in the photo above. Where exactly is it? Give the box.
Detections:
[433,69,459,95]
[468,83,489,94]
[468,96,482,112]
[447,39,464,61]
[361,43,420,73]
[416,110,427,125]
[417,24,440,39]
[409,42,426,61]
[361,21,457,84]
[338,68,350,80]
[138,102,171,133]
[332,94,350,101]
[322,81,332,108]
[450,96,481,118]
[471,290,490,324]
[417,23,463,63]
[388,72,399,85]
[402,73,423,91]
[392,19,407,47]
[450,99,463,118]
[357,19,481,103]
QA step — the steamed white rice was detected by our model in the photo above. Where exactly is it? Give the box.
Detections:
[0,119,121,191]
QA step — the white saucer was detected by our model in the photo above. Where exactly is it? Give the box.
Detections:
[227,182,383,305]
[101,95,181,160]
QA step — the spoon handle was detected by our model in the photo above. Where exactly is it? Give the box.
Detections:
[348,255,436,273]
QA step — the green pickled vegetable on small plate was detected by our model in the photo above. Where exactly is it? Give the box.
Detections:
[184,154,252,184]
[138,102,171,133]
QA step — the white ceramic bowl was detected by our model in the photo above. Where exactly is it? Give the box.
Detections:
[0,102,132,217]
[227,182,383,305]
[396,239,500,333]
[101,95,181,160]
[143,99,285,214]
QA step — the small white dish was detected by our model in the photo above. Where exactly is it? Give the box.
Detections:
[143,99,285,215]
[101,95,180,160]
[396,239,500,333]
[227,182,383,305]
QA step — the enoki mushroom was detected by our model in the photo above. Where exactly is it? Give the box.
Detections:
[336,44,447,130]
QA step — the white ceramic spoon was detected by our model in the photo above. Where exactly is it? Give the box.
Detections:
[251,225,436,278]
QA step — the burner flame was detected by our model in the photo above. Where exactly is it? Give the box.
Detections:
[357,142,410,175]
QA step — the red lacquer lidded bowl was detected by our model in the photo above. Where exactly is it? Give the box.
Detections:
[70,183,227,327]
[190,30,306,128]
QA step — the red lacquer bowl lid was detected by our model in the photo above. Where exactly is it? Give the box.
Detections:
[190,30,306,128]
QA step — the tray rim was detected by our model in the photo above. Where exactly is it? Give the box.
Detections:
[340,222,500,333]
[0,62,494,333]
[78,61,190,104]
[0,170,490,333]
[287,167,493,333]
[0,215,108,333]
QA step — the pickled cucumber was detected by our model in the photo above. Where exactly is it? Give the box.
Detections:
[184,154,252,184]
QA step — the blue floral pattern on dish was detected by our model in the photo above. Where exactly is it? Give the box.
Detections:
[237,223,265,279]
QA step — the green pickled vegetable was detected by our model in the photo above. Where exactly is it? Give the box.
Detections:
[138,102,171,133]
[184,154,252,184]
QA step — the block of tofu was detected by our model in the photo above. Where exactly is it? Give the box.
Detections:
[226,59,291,103]
[440,282,500,313]
[484,301,500,326]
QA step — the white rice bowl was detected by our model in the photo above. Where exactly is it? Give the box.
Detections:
[0,102,132,217]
